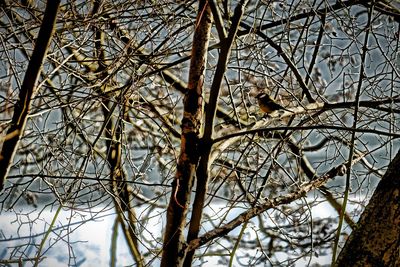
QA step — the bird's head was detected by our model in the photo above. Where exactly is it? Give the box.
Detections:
[256,93,272,100]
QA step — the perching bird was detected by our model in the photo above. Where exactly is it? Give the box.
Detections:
[256,93,292,114]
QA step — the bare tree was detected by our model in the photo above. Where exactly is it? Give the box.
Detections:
[0,0,399,266]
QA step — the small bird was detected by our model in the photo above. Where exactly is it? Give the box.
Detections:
[256,93,292,114]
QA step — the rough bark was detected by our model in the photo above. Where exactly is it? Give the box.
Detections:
[183,1,249,266]
[335,149,400,266]
[160,1,212,266]
[0,0,61,191]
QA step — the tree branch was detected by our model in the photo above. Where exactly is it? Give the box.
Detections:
[0,0,61,191]
[185,163,346,252]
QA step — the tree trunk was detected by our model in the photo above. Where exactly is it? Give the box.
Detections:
[183,1,248,266]
[335,149,400,266]
[160,1,212,266]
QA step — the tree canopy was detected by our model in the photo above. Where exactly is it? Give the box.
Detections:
[0,0,399,266]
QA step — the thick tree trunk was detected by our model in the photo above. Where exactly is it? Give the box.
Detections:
[335,149,400,266]
[160,1,212,266]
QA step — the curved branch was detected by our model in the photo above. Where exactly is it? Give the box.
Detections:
[185,163,346,252]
